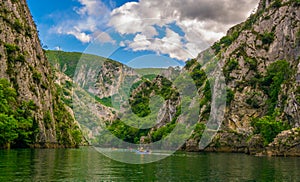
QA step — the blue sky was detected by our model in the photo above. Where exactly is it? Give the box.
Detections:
[26,0,259,67]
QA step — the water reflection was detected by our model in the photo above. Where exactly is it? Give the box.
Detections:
[0,148,299,181]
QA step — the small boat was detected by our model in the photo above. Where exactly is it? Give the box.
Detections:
[135,150,151,154]
[135,147,151,154]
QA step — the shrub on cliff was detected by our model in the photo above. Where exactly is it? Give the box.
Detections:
[251,110,290,145]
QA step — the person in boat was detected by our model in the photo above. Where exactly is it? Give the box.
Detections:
[138,146,144,152]
[137,146,151,153]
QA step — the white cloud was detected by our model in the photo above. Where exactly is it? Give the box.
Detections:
[67,30,92,43]
[53,0,113,44]
[51,0,259,61]
[54,46,62,51]
[129,34,152,50]
[108,2,161,38]
[109,0,259,60]
[127,29,190,60]
[75,0,108,16]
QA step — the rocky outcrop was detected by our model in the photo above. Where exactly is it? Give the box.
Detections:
[266,128,300,156]
[221,0,299,129]
[53,68,116,144]
[93,61,139,99]
[47,50,141,100]
[184,0,300,155]
[132,75,180,128]
[0,0,81,147]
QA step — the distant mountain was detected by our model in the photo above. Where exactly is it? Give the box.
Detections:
[45,50,182,147]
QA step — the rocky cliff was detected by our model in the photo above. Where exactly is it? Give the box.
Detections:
[0,0,81,147]
[184,0,300,156]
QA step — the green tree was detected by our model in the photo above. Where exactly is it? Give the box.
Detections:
[261,32,275,45]
[251,110,290,145]
[260,60,291,114]
[0,79,37,148]
[0,114,18,147]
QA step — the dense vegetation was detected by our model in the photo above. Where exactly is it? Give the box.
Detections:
[260,60,291,114]
[107,119,150,144]
[248,60,292,145]
[251,110,290,145]
[51,95,83,147]
[0,77,83,148]
[0,78,37,148]
[100,76,181,144]
[111,60,209,144]
[129,76,179,117]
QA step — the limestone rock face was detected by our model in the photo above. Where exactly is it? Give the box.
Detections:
[223,1,299,129]
[266,128,300,156]
[73,60,138,99]
[184,0,300,155]
[0,0,80,147]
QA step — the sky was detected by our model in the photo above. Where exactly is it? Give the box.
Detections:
[26,0,259,67]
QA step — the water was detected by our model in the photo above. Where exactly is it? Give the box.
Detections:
[0,147,299,181]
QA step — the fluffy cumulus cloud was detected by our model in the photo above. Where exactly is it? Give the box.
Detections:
[67,30,92,43]
[109,0,259,60]
[52,0,259,61]
[52,0,115,44]
[127,29,189,60]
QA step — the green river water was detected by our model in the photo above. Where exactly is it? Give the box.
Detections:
[0,147,299,181]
